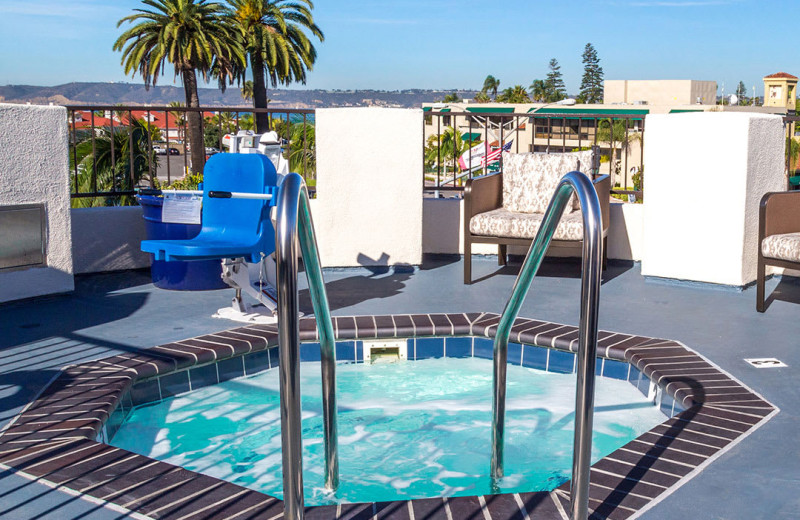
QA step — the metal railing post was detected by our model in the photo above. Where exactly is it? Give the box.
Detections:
[276,173,339,520]
[490,171,602,520]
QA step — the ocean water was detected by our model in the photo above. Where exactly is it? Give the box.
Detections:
[111,357,665,505]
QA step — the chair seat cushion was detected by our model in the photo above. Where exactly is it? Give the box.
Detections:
[469,208,584,241]
[761,232,800,263]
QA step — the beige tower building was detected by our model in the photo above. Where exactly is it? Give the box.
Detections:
[763,72,797,110]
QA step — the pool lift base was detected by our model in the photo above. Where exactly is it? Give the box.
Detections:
[212,256,283,324]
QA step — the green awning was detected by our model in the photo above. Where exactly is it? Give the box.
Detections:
[526,107,649,115]
[526,107,649,121]
[669,109,703,113]
[466,107,516,113]
[461,132,482,141]
[423,107,432,112]
[437,108,451,113]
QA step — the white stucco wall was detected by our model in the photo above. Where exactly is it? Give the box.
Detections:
[641,112,785,286]
[314,108,423,267]
[71,207,150,274]
[0,103,74,303]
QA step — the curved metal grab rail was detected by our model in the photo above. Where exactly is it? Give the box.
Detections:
[276,173,339,520]
[490,171,603,520]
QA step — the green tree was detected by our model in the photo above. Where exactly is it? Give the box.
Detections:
[473,91,491,103]
[497,85,531,103]
[545,58,566,102]
[287,122,315,179]
[70,117,156,207]
[229,0,324,133]
[443,92,462,103]
[578,43,603,103]
[167,101,186,143]
[482,75,500,99]
[114,0,244,174]
[735,81,749,105]
[204,112,238,148]
[424,127,475,172]
[597,118,642,183]
[529,79,549,102]
[241,79,254,102]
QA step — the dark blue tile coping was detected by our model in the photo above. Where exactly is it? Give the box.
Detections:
[522,344,548,370]
[244,349,269,376]
[0,313,776,520]
[130,378,160,406]
[115,337,686,427]
[189,363,218,390]
[415,337,444,359]
[548,350,576,374]
[217,356,245,383]
[159,370,190,399]
[445,336,472,358]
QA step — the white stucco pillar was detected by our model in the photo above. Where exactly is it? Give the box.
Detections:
[313,108,423,267]
[0,104,74,303]
[641,112,785,286]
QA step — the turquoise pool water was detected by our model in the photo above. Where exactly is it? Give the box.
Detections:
[111,357,665,505]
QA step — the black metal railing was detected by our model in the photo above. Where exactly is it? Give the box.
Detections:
[423,110,645,201]
[784,115,800,190]
[66,105,316,205]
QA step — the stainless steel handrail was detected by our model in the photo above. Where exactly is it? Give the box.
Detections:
[490,171,603,520]
[276,173,339,520]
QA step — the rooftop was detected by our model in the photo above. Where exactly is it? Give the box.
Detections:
[1,257,799,519]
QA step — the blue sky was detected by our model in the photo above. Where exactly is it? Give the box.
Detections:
[0,0,796,97]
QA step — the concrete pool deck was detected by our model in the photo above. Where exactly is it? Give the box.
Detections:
[1,256,799,519]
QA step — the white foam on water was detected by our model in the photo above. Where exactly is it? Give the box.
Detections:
[111,356,667,506]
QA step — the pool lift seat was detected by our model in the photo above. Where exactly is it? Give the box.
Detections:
[141,153,281,323]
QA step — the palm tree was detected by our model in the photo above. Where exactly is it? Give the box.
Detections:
[473,91,490,103]
[482,75,500,100]
[424,127,478,183]
[287,122,315,179]
[167,100,186,143]
[241,79,254,102]
[597,118,642,184]
[114,0,245,174]
[529,79,548,102]
[497,85,531,104]
[71,117,156,207]
[229,0,324,132]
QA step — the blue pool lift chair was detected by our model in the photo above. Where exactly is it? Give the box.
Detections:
[141,153,281,322]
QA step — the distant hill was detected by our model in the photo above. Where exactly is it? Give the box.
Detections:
[0,82,478,109]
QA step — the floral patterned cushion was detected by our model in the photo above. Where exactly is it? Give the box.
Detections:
[501,150,593,214]
[761,233,800,262]
[469,207,584,241]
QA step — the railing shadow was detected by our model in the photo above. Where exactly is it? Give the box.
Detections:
[472,256,633,285]
[589,377,704,520]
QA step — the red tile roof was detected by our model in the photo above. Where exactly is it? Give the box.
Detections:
[764,72,798,80]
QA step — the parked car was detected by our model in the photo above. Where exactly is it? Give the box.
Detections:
[168,148,180,155]
[205,147,219,156]
[154,146,167,155]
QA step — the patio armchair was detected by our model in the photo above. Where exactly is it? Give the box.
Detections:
[463,147,610,284]
[757,190,800,312]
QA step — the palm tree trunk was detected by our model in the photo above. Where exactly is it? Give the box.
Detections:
[182,69,205,175]
[251,50,270,133]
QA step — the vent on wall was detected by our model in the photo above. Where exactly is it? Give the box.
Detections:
[0,204,46,271]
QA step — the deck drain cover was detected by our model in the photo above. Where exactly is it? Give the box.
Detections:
[745,358,788,368]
